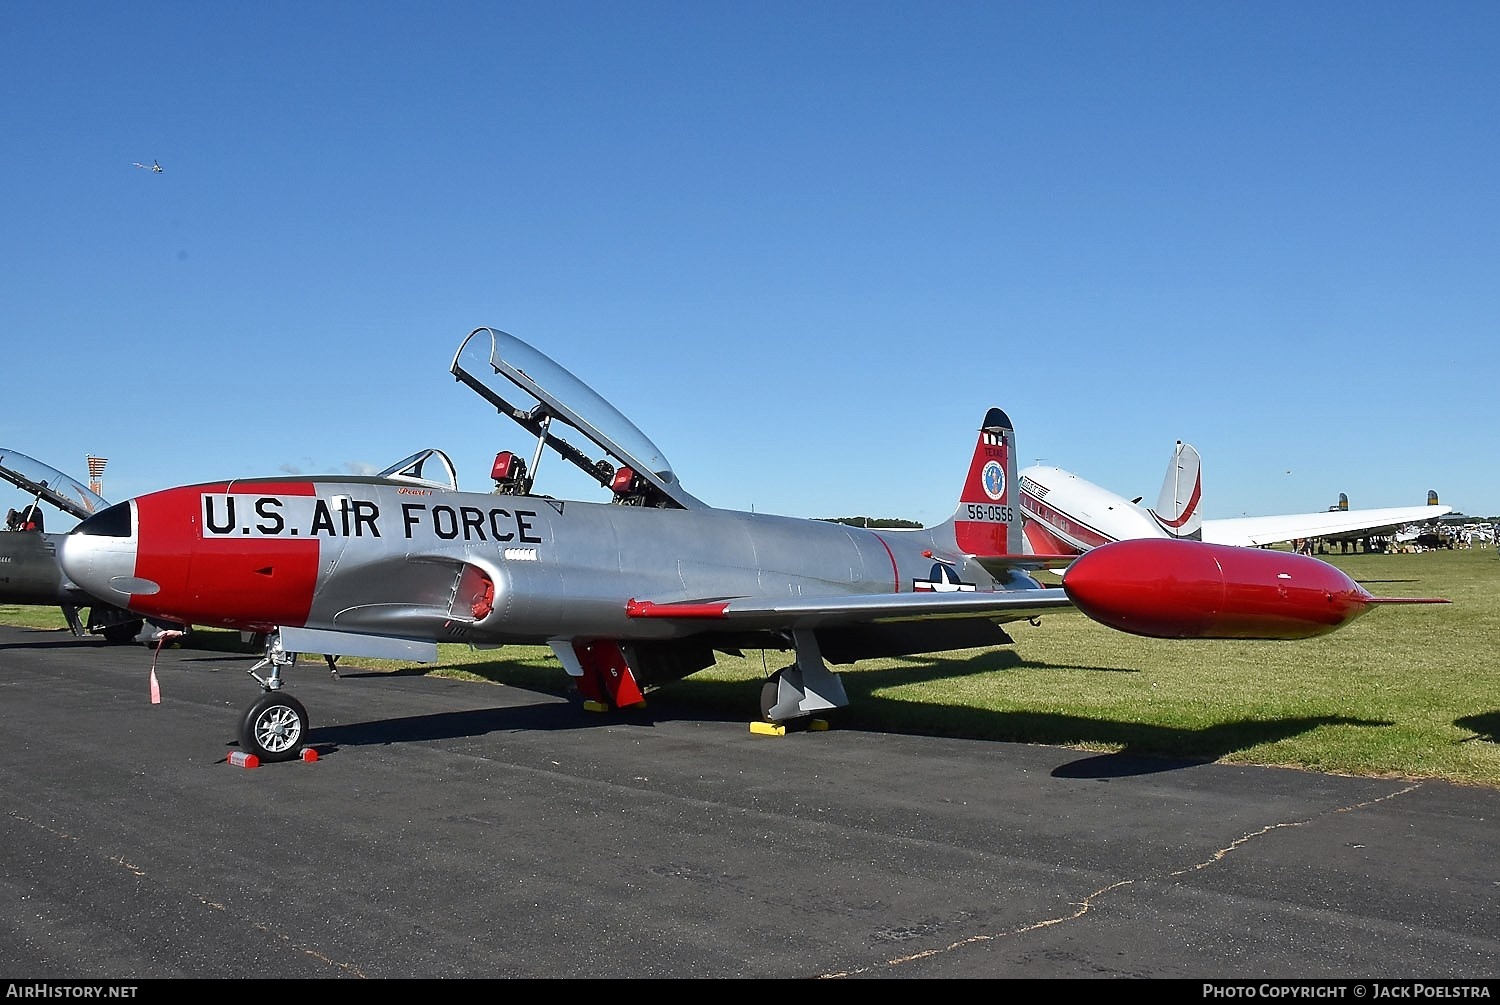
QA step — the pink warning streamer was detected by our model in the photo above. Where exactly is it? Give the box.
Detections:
[148,630,187,704]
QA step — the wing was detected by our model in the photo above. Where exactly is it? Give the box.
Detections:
[626,587,1073,630]
[1203,504,1453,548]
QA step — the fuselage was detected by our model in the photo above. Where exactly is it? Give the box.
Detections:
[1017,465,1169,553]
[0,531,76,606]
[59,476,1015,646]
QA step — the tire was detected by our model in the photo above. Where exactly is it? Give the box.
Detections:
[759,676,781,722]
[759,669,816,729]
[759,669,806,726]
[238,693,309,763]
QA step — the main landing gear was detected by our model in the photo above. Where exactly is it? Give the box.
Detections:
[756,631,848,730]
[239,631,310,763]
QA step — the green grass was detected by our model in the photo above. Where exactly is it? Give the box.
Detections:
[6,547,1497,786]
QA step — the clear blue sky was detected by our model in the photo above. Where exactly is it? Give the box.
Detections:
[5,2,1497,528]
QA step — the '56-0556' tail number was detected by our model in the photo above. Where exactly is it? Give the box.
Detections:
[965,504,1014,523]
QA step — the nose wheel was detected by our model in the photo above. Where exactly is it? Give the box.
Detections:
[239,692,309,763]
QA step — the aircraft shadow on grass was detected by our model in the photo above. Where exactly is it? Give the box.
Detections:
[1455,711,1500,745]
[826,650,1389,778]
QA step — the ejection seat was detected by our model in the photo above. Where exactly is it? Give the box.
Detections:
[491,451,532,495]
[609,466,670,507]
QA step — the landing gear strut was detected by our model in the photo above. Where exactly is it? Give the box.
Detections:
[238,630,310,763]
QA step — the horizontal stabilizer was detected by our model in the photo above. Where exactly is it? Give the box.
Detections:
[975,553,1077,576]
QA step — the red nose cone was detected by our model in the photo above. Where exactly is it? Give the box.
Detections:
[1063,539,1376,640]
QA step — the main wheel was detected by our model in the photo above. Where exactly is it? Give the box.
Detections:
[239,692,309,763]
[759,668,807,726]
[759,675,781,722]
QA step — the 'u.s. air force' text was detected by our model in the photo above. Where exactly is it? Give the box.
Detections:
[201,494,543,543]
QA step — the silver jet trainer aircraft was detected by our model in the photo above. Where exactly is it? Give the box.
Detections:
[58,328,1444,762]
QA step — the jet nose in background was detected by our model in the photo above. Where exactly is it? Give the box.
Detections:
[59,501,157,608]
[1062,538,1377,641]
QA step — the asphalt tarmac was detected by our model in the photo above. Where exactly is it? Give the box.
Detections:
[3,624,1499,981]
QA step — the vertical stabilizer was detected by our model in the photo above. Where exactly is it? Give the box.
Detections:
[1146,441,1203,540]
[1427,490,1440,506]
[948,407,1023,559]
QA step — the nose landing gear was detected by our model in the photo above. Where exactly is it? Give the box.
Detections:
[237,630,311,763]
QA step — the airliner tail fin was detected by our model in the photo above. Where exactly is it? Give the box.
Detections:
[1147,441,1203,540]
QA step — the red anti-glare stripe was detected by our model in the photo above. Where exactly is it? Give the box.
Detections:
[626,599,731,619]
[134,482,320,631]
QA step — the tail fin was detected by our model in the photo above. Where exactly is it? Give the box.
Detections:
[1146,441,1203,540]
[946,407,1024,560]
[1428,489,1441,506]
